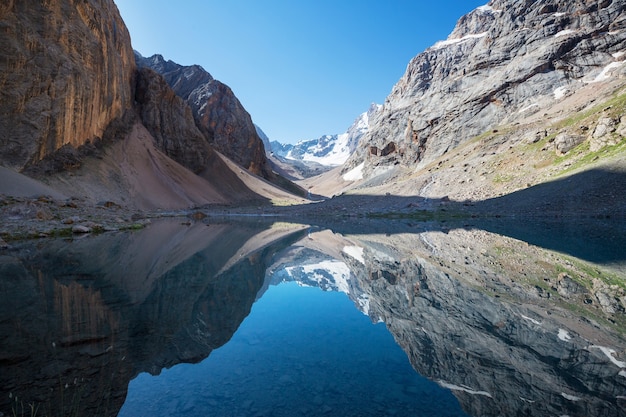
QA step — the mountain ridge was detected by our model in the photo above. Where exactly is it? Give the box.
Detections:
[0,0,307,212]
[343,0,626,180]
[264,103,381,180]
[295,0,626,206]
[135,52,274,180]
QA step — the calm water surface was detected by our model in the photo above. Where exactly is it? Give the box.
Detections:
[119,282,466,417]
[1,218,625,417]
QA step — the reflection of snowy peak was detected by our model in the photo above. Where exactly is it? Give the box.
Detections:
[286,260,351,292]
[271,103,381,167]
[269,248,370,315]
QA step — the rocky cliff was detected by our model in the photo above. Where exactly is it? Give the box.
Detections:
[134,67,215,174]
[345,0,626,178]
[0,1,307,208]
[0,0,135,171]
[135,53,274,180]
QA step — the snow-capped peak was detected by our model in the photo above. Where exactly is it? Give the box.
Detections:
[276,103,381,167]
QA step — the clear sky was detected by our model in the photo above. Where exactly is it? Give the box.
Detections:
[115,0,487,144]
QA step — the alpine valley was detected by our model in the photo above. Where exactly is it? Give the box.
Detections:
[1,1,626,417]
[1,0,625,222]
[267,103,382,180]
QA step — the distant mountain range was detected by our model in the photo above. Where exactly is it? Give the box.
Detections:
[269,103,381,167]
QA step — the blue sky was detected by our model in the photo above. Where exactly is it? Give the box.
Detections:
[115,0,487,144]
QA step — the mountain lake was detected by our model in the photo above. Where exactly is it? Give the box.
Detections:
[1,217,625,417]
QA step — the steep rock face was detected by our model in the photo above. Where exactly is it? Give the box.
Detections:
[346,0,626,176]
[135,53,273,179]
[255,124,272,154]
[0,0,135,170]
[134,67,214,173]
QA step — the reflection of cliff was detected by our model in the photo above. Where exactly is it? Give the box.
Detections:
[266,227,626,416]
[0,220,305,416]
[341,231,626,417]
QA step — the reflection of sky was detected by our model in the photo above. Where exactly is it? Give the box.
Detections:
[272,252,372,316]
[119,282,468,417]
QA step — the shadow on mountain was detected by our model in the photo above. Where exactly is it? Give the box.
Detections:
[472,167,626,217]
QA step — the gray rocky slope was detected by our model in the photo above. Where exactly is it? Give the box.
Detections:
[344,0,626,180]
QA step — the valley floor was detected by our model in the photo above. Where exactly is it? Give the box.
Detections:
[2,159,624,248]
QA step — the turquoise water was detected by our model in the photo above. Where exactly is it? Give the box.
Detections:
[118,282,468,417]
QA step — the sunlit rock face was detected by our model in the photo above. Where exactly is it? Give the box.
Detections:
[346,0,626,176]
[0,0,135,170]
[135,53,274,179]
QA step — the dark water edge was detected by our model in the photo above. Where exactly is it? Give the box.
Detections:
[0,217,624,417]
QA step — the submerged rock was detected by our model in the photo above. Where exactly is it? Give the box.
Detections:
[72,225,92,234]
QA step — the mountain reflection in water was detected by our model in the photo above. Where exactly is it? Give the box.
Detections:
[0,218,624,417]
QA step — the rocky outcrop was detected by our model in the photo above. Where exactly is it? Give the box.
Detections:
[590,114,622,151]
[554,132,586,155]
[135,53,274,179]
[346,0,626,177]
[134,67,214,173]
[0,0,135,171]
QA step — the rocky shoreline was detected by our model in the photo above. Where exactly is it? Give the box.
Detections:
[3,181,625,249]
[0,195,151,245]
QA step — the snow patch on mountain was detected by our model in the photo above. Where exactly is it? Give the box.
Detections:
[271,103,381,167]
[343,162,364,181]
[432,32,488,50]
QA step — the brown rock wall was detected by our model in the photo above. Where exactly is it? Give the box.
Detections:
[195,80,272,177]
[136,53,274,180]
[0,0,135,170]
